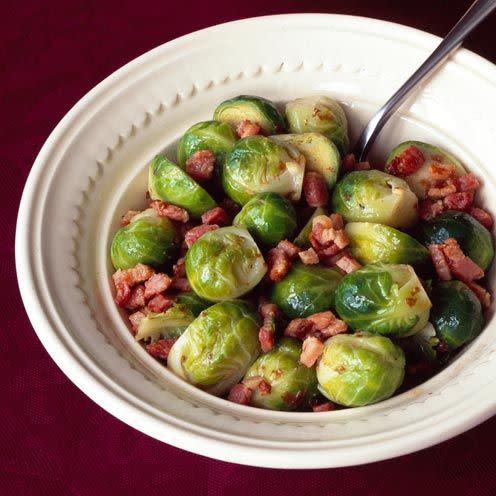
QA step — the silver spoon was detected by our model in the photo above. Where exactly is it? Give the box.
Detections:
[354,0,496,162]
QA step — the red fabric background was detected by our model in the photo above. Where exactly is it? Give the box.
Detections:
[4,1,496,494]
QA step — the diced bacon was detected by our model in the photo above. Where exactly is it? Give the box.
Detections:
[387,145,425,176]
[184,224,219,247]
[312,402,335,412]
[428,244,452,281]
[312,215,334,229]
[306,311,335,330]
[227,383,252,405]
[147,294,175,313]
[144,273,172,299]
[418,199,444,221]
[185,150,215,182]
[320,319,348,338]
[333,230,349,249]
[466,281,491,309]
[236,119,261,138]
[120,210,140,226]
[303,172,329,207]
[329,213,344,230]
[284,318,313,339]
[441,238,484,282]
[277,239,301,260]
[354,161,371,171]
[427,183,457,200]
[126,285,146,310]
[300,337,324,367]
[173,257,186,278]
[299,247,319,265]
[201,206,229,226]
[171,277,191,292]
[150,200,189,223]
[457,173,480,192]
[220,197,241,216]
[128,311,145,332]
[443,191,474,212]
[258,300,281,319]
[429,163,456,181]
[342,153,356,172]
[470,207,493,229]
[258,325,275,353]
[113,264,155,287]
[267,248,291,282]
[335,253,362,273]
[114,281,131,307]
[146,338,176,360]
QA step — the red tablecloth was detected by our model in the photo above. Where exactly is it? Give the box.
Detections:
[4,1,496,494]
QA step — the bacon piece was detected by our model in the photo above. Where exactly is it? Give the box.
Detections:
[306,311,334,329]
[427,183,457,200]
[184,224,219,248]
[267,248,291,282]
[277,239,301,260]
[185,150,215,182]
[299,247,319,265]
[418,199,444,221]
[387,145,425,176]
[114,281,131,307]
[129,311,146,332]
[126,285,146,310]
[171,277,191,292]
[258,300,281,319]
[150,200,189,223]
[312,402,335,412]
[457,173,480,192]
[146,338,176,360]
[470,207,493,229]
[334,253,361,273]
[284,318,313,339]
[333,230,349,249]
[441,238,484,282]
[443,191,474,212]
[306,311,348,338]
[300,336,324,367]
[429,163,456,181]
[144,273,172,299]
[121,210,140,226]
[342,153,356,172]
[258,326,275,353]
[201,206,229,226]
[227,383,252,405]
[173,257,186,278]
[112,264,155,307]
[236,119,261,138]
[303,172,329,207]
[320,319,348,338]
[428,244,452,281]
[466,281,491,309]
[257,301,280,353]
[147,294,175,313]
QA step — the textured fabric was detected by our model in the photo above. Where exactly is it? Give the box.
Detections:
[4,1,496,494]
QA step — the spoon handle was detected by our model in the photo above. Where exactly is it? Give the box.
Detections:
[354,0,496,162]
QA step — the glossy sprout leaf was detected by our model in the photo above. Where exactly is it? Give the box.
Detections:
[175,292,211,317]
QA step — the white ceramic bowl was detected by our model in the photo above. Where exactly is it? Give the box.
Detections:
[16,14,496,468]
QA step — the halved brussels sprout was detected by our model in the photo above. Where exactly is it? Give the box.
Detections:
[271,263,342,319]
[222,136,305,205]
[213,95,285,135]
[317,333,405,407]
[148,155,216,217]
[345,222,429,265]
[167,300,261,395]
[332,170,418,229]
[135,304,194,342]
[110,209,178,270]
[243,338,318,411]
[233,192,297,247]
[385,141,466,199]
[175,292,211,317]
[419,210,494,271]
[185,226,267,301]
[293,207,327,248]
[176,120,236,168]
[271,133,340,188]
[430,281,484,350]
[285,96,349,154]
[335,263,432,337]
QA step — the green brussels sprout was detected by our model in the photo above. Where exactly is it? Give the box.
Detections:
[271,133,340,188]
[285,96,349,154]
[271,263,342,319]
[293,207,327,248]
[332,170,418,229]
[185,226,267,301]
[222,136,305,205]
[419,210,494,271]
[148,155,216,217]
[233,192,297,246]
[335,263,432,337]
[385,141,466,199]
[175,292,211,317]
[345,222,429,265]
[110,209,178,270]
[176,120,236,168]
[430,281,484,350]
[213,95,285,135]
[317,333,405,407]
[243,338,318,411]
[167,300,261,395]
[135,304,195,342]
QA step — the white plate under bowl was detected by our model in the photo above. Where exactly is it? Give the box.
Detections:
[16,14,496,468]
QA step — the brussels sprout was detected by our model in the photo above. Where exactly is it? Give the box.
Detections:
[419,210,494,271]
[293,207,327,248]
[317,333,405,407]
[345,222,429,265]
[110,209,178,270]
[222,136,305,205]
[400,323,440,363]
[175,292,211,316]
[167,300,261,395]
[332,170,418,229]
[430,281,484,350]
[385,141,466,199]
[243,338,318,411]
[135,304,195,342]
[271,263,342,319]
[148,155,216,217]
[233,192,297,246]
[185,226,267,301]
[213,95,285,135]
[335,263,432,337]
[271,133,340,188]
[176,120,236,168]
[285,96,349,154]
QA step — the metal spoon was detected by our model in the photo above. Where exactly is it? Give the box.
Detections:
[354,0,496,162]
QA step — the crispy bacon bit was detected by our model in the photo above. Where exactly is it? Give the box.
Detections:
[441,238,484,282]
[201,206,229,226]
[333,230,349,249]
[171,277,191,292]
[267,248,291,282]
[329,213,344,230]
[184,224,219,247]
[299,247,319,265]
[284,318,313,339]
[258,326,275,353]
[257,301,280,353]
[312,401,335,412]
[320,319,348,338]
[429,163,456,181]
[146,338,176,360]
[144,273,172,299]
[300,336,324,367]
[387,145,425,176]
[443,191,474,212]
[428,244,452,281]
[306,311,335,329]
[457,173,480,192]
[334,253,362,274]
[470,207,493,229]
[466,281,491,309]
[309,214,348,259]
[342,153,356,172]
[418,199,444,221]
[220,197,241,216]
[129,311,145,332]
[258,300,281,319]
[303,172,329,207]
[277,239,301,260]
[285,311,347,341]
[114,281,131,307]
[173,257,186,278]
[126,285,146,310]
[121,210,140,226]
[227,383,252,405]
[150,200,189,223]
[112,264,155,307]
[236,119,261,138]
[185,150,215,182]
[147,294,175,313]
[427,183,457,200]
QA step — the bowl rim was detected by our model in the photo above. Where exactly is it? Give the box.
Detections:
[15,13,496,468]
